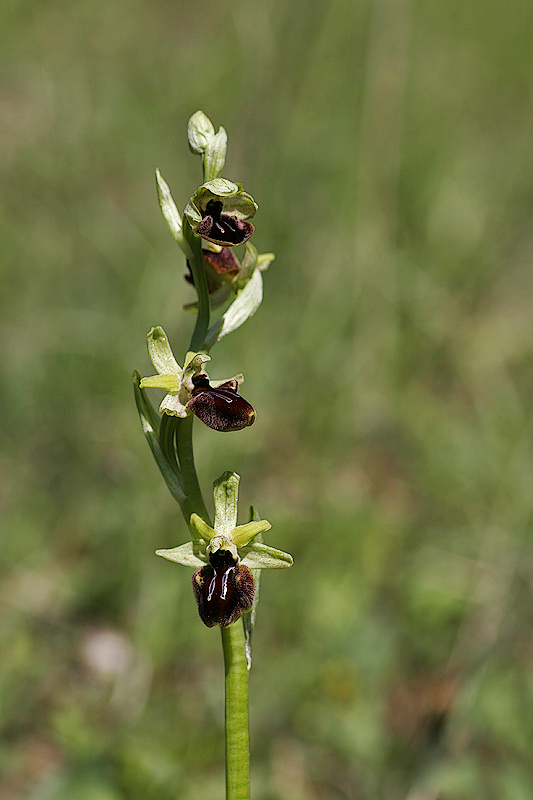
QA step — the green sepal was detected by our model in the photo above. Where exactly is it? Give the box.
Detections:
[201,178,241,197]
[183,199,202,228]
[146,326,182,376]
[213,471,240,536]
[240,543,293,569]
[132,372,187,508]
[156,542,206,568]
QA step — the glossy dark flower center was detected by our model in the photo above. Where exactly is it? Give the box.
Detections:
[197,199,254,246]
[187,376,256,432]
[192,549,255,627]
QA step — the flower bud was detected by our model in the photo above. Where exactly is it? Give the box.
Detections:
[187,110,215,154]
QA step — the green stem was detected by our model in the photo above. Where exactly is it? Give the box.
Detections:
[184,218,211,352]
[180,213,250,800]
[221,622,250,800]
[173,217,212,527]
[174,417,251,800]
[175,415,210,524]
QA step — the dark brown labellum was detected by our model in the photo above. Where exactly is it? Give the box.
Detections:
[202,246,240,275]
[197,200,254,246]
[192,550,255,627]
[187,376,256,432]
[185,247,240,292]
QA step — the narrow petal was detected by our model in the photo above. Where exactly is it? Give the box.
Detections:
[231,520,272,548]
[140,373,182,391]
[190,513,216,543]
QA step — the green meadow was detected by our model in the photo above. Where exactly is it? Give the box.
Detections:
[2,0,533,797]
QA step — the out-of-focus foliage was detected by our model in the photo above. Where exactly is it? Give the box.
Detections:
[1,0,533,798]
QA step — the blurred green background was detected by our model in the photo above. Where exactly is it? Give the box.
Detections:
[2,0,533,798]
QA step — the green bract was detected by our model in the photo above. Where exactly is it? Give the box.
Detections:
[156,472,293,571]
[155,169,195,261]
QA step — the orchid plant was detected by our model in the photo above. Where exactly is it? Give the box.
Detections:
[133,111,292,800]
